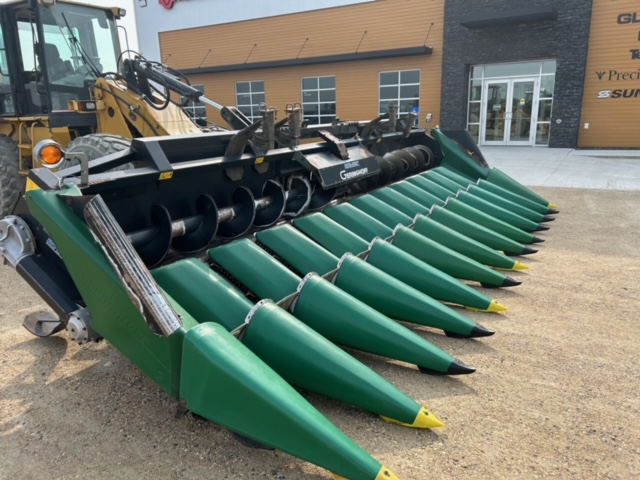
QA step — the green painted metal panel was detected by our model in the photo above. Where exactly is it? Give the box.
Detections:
[180,322,385,479]
[444,198,537,244]
[405,175,453,202]
[430,128,490,180]
[244,301,425,424]
[258,221,478,334]
[456,190,541,232]
[255,225,339,275]
[388,181,444,210]
[153,259,249,331]
[324,203,393,240]
[422,170,465,195]
[366,240,493,310]
[428,205,530,255]
[486,167,552,206]
[155,260,428,425]
[476,179,553,214]
[412,215,517,270]
[26,187,195,397]
[335,254,478,337]
[431,166,476,187]
[466,185,546,222]
[391,226,510,287]
[208,240,299,300]
[209,239,459,373]
[350,195,413,228]
[292,213,369,256]
[293,275,457,373]
[370,188,431,217]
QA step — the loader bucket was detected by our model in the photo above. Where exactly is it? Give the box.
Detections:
[23,187,396,478]
[209,239,473,374]
[430,128,558,210]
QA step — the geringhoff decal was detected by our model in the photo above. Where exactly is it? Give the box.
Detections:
[340,167,369,180]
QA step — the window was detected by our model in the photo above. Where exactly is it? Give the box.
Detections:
[0,22,14,114]
[181,84,207,127]
[301,75,336,125]
[468,60,556,145]
[236,80,265,122]
[379,69,420,117]
[536,75,554,145]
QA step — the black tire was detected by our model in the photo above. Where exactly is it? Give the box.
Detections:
[62,134,132,170]
[0,134,23,218]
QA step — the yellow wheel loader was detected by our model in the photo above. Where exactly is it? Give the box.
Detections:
[0,0,223,217]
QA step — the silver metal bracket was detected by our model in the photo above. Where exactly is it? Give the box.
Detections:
[0,216,36,267]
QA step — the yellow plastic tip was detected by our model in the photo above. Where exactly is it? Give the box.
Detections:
[332,467,400,480]
[380,407,444,429]
[487,300,509,313]
[512,261,529,271]
[376,466,401,480]
[467,300,509,313]
[549,202,560,209]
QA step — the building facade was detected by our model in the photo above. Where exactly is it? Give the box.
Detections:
[133,0,640,148]
[441,0,592,148]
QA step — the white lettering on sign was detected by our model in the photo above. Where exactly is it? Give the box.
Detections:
[339,168,369,180]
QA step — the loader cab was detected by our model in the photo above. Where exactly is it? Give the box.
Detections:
[0,0,122,118]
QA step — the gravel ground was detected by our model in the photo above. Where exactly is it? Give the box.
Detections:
[1,186,639,480]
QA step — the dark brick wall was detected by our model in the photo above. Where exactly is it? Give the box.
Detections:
[441,0,593,147]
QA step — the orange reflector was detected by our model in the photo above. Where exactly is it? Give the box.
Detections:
[40,145,64,165]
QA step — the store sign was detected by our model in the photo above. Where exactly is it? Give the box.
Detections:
[595,69,640,80]
[597,88,640,99]
[579,1,640,147]
[617,12,640,24]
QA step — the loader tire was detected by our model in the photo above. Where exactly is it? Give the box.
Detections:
[0,134,23,218]
[63,134,132,170]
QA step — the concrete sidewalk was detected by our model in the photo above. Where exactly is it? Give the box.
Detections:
[478,146,640,191]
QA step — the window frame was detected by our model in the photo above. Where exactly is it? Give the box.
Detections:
[378,68,421,117]
[301,74,336,125]
[235,80,265,122]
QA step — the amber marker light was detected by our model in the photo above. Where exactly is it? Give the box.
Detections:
[33,139,65,169]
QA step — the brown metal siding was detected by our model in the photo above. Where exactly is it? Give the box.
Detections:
[159,0,444,127]
[579,0,640,147]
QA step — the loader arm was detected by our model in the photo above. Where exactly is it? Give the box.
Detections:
[92,76,203,139]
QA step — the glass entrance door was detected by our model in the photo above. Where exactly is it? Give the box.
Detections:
[482,78,538,145]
